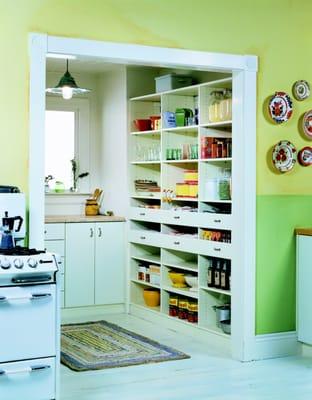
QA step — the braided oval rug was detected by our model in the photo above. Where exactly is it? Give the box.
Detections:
[61,320,190,371]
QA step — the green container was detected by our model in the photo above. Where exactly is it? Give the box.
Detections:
[175,108,186,127]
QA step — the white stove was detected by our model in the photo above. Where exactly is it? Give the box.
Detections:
[0,247,60,400]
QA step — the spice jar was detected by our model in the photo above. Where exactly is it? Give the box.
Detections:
[187,301,198,323]
[138,264,146,281]
[169,294,179,317]
[178,298,189,320]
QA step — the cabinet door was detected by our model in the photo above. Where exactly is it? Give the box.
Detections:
[95,222,125,305]
[65,223,95,307]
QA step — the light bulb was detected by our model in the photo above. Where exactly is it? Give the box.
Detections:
[62,86,73,100]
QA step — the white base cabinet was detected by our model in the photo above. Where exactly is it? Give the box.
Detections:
[45,221,125,309]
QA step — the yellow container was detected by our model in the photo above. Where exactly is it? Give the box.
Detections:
[184,170,198,182]
[143,289,160,307]
[188,182,198,198]
[85,199,99,216]
[176,183,189,197]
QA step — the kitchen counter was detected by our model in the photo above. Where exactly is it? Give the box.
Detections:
[45,215,126,223]
[295,228,312,236]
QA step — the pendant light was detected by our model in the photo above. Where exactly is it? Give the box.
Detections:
[46,59,90,100]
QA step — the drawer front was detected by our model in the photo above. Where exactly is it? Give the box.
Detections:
[129,208,161,223]
[44,223,65,240]
[129,230,163,247]
[161,235,201,254]
[44,239,65,257]
[197,239,232,259]
[0,357,55,400]
[196,213,233,230]
[161,210,196,227]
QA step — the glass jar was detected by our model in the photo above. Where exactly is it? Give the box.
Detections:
[187,301,198,323]
[218,168,231,200]
[219,89,232,121]
[208,91,223,122]
[169,294,179,317]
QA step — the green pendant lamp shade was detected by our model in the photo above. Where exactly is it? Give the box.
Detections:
[46,60,90,99]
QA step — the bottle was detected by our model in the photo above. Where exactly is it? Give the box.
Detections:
[218,168,231,200]
[214,260,221,288]
[207,259,215,287]
[220,260,228,290]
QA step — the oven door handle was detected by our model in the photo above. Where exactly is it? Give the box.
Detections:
[11,275,52,284]
[0,293,51,303]
[0,364,50,376]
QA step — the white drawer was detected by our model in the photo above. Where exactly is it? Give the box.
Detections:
[161,210,196,227]
[161,234,200,254]
[129,230,163,247]
[129,208,161,223]
[44,223,65,240]
[196,213,233,230]
[196,239,232,258]
[44,239,65,257]
[0,357,55,400]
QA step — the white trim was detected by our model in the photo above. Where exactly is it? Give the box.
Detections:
[253,332,299,360]
[29,33,258,361]
[61,304,125,324]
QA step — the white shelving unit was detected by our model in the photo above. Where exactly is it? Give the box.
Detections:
[128,77,234,340]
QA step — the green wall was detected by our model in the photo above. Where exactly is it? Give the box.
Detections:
[1,0,312,334]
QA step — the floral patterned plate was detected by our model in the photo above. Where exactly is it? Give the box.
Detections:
[292,80,310,101]
[298,147,312,166]
[268,92,293,123]
[272,140,297,172]
[302,110,312,139]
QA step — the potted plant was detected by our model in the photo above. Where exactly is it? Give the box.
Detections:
[70,159,89,192]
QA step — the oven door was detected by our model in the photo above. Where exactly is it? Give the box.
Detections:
[0,284,56,362]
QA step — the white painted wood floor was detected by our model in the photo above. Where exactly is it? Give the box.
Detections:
[61,313,312,400]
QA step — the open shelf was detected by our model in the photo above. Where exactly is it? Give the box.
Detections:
[131,279,160,289]
[162,285,198,299]
[131,255,161,264]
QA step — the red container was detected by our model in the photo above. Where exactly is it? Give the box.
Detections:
[134,119,152,131]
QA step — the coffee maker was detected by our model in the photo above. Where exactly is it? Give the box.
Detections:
[0,186,25,249]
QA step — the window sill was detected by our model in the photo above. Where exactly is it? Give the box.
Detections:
[45,192,91,196]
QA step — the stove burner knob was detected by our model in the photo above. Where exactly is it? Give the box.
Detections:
[28,258,38,268]
[1,258,11,269]
[14,259,24,269]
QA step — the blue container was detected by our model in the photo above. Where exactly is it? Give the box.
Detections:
[163,111,176,128]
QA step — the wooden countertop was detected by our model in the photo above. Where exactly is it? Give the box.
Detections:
[295,228,312,236]
[45,215,126,223]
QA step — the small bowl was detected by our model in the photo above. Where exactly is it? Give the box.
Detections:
[134,119,152,131]
[220,320,231,334]
[168,271,187,288]
[184,275,198,291]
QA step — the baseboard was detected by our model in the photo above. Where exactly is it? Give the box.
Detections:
[129,303,231,356]
[252,331,299,360]
[61,304,126,324]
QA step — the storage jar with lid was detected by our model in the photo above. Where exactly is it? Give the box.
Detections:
[208,91,223,123]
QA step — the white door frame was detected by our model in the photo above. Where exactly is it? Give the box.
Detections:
[29,33,257,361]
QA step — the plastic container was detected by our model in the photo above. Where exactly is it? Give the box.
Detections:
[155,74,193,93]
[134,119,152,131]
[163,111,176,128]
[143,288,160,307]
[204,178,219,200]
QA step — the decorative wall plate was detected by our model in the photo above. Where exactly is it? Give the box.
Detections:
[268,92,293,123]
[298,147,312,166]
[303,110,312,138]
[272,140,297,172]
[292,80,310,101]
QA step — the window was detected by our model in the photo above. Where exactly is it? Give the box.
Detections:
[45,110,75,189]
[45,98,90,193]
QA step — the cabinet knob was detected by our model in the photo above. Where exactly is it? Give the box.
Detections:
[90,228,94,238]
[139,212,146,216]
[174,216,180,220]
[213,247,221,252]
[140,236,146,240]
[174,241,180,245]
[98,227,102,237]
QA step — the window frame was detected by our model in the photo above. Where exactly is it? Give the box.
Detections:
[45,97,90,193]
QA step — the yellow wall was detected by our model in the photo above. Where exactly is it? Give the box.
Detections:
[1,0,312,193]
[1,0,312,333]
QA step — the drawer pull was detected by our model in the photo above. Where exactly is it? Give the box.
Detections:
[214,219,221,223]
[174,241,180,245]
[90,228,94,238]
[174,216,180,220]
[140,236,146,240]
[98,227,102,237]
[0,365,50,376]
[139,212,146,216]
[213,247,221,252]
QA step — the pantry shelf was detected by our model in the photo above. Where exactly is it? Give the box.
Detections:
[131,279,160,289]
[200,158,232,163]
[200,121,232,128]
[162,126,198,133]
[163,159,199,164]
[200,286,232,296]
[162,285,199,299]
[130,129,161,135]
[131,161,161,165]
[163,261,198,272]
[131,194,162,200]
[131,255,161,264]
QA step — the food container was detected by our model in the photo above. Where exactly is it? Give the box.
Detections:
[168,271,187,288]
[138,264,146,281]
[169,294,179,317]
[85,199,99,216]
[204,178,219,200]
[150,115,161,130]
[134,119,152,131]
[143,288,160,307]
[149,264,160,285]
[220,320,231,334]
[184,170,198,182]
[176,183,189,197]
[155,74,193,93]
[188,182,198,198]
[163,111,176,128]
[187,301,198,323]
[212,304,231,327]
[178,298,189,319]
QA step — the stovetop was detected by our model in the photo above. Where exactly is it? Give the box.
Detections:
[0,246,45,256]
